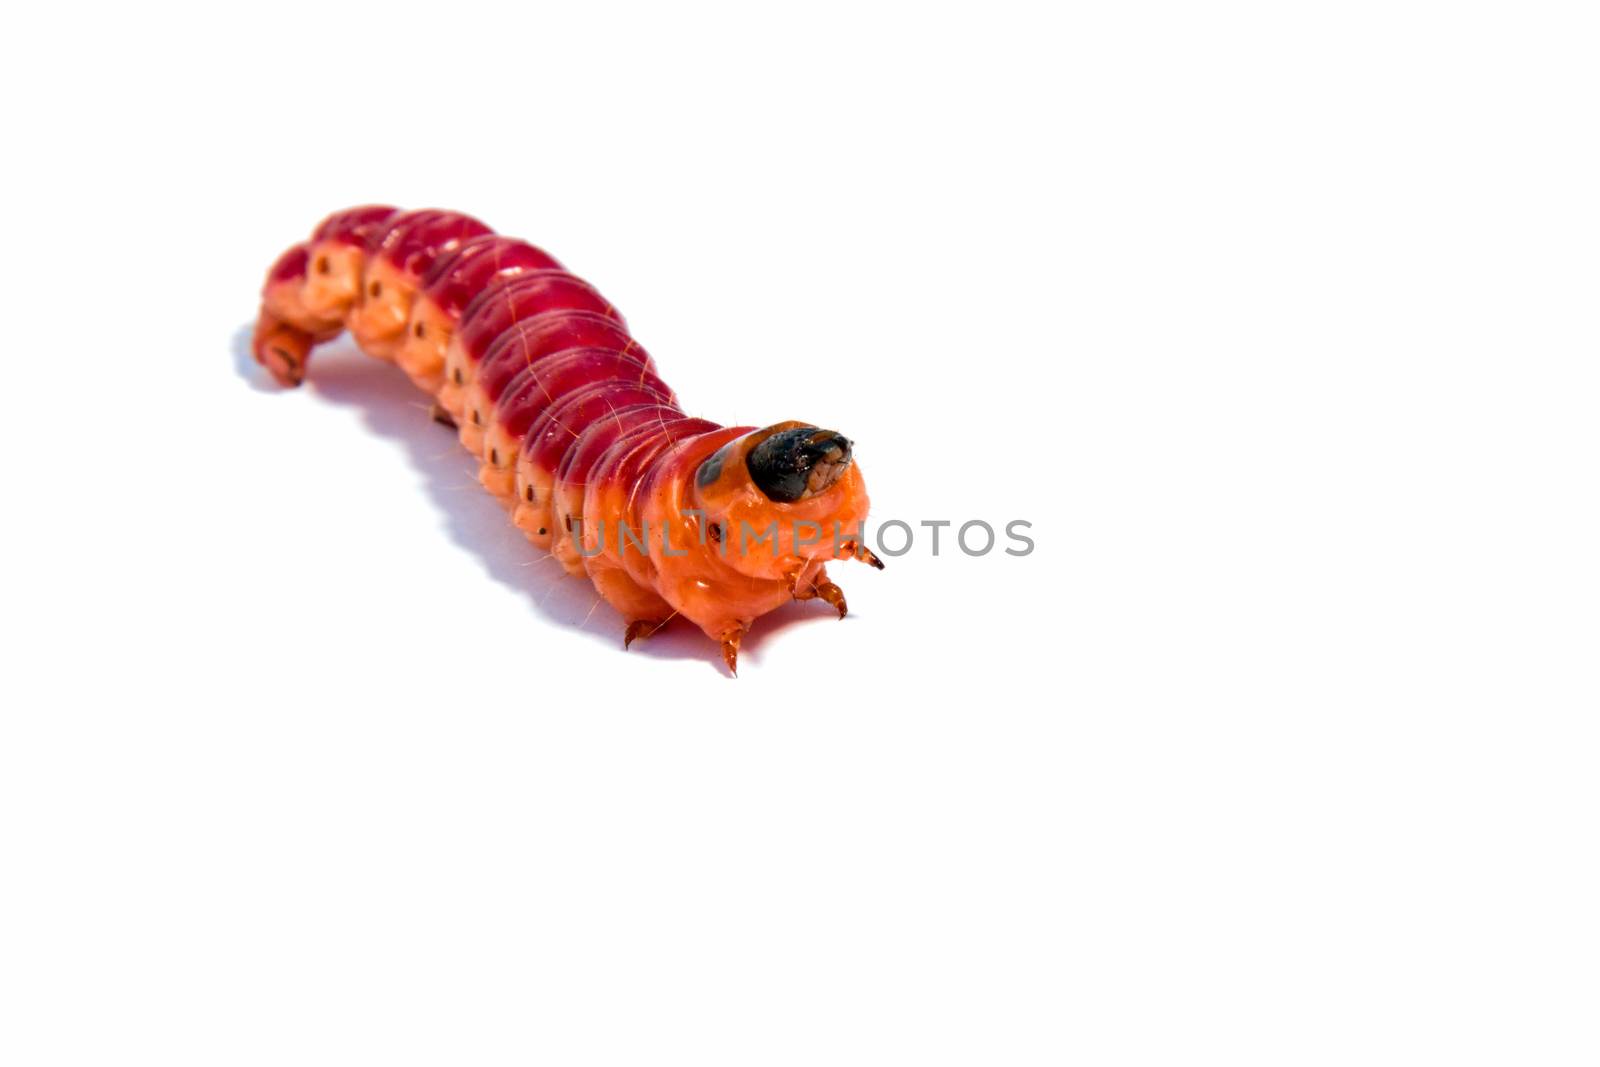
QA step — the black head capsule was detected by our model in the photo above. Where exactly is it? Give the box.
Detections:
[746,426,854,502]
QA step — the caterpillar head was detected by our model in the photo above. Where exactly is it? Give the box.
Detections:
[690,421,871,579]
[745,425,855,502]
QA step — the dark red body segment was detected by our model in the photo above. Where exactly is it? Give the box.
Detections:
[267,243,312,284]
[476,313,652,406]
[556,404,688,490]
[494,348,667,444]
[380,210,493,277]
[457,272,623,368]
[311,204,400,247]
[422,236,563,316]
[527,380,677,473]
[596,418,724,506]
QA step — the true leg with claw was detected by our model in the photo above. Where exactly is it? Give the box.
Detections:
[720,626,745,675]
[791,567,848,618]
[623,618,668,648]
[840,541,885,571]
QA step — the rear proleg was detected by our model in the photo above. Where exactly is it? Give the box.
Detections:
[623,619,669,648]
[252,244,341,387]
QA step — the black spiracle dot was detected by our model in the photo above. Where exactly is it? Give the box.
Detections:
[490,449,501,466]
[414,322,425,339]
[525,485,535,503]
[316,256,330,274]
[369,280,382,297]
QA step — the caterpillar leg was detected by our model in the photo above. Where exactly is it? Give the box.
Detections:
[811,579,848,618]
[623,618,669,648]
[255,244,342,387]
[251,308,313,387]
[586,561,675,638]
[719,627,744,676]
[840,541,885,571]
[790,566,848,618]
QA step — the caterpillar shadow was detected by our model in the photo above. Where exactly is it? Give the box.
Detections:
[230,324,837,674]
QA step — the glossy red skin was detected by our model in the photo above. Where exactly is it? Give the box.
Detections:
[420,235,563,318]
[456,272,622,367]
[525,380,678,474]
[376,209,492,277]
[591,419,725,518]
[311,204,399,247]
[363,209,442,258]
[267,243,312,285]
[476,313,652,407]
[367,209,437,248]
[556,404,689,490]
[493,348,667,446]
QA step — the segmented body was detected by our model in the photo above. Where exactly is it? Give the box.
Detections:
[250,206,878,672]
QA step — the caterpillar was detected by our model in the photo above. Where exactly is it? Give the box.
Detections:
[250,206,881,674]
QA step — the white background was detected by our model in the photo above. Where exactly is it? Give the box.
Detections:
[3,2,1597,1063]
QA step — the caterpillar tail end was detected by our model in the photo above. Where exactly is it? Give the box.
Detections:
[251,308,311,388]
